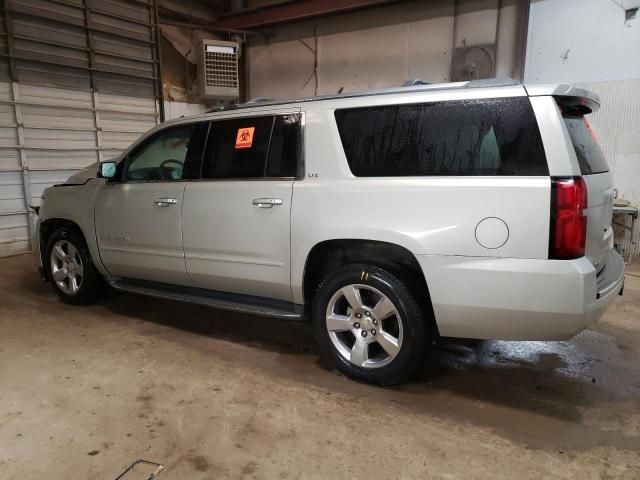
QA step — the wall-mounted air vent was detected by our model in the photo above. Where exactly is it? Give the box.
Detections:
[198,39,240,100]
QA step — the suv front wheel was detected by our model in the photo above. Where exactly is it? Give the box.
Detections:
[312,264,428,385]
[45,227,102,305]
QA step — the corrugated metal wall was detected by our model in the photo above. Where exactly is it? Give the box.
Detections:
[576,79,640,259]
[0,0,160,256]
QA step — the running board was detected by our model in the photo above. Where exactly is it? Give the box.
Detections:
[107,278,305,321]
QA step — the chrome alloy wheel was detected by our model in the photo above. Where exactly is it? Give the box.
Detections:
[325,284,404,369]
[50,239,84,295]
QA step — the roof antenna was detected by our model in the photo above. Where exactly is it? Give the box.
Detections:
[337,86,344,94]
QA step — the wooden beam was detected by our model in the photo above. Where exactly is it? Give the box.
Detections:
[216,0,402,30]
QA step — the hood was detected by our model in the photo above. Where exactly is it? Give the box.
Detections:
[64,163,99,184]
[63,156,124,185]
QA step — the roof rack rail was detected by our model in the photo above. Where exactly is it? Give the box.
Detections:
[202,77,521,113]
[247,96,273,103]
[205,96,275,113]
[466,77,517,88]
[402,79,430,86]
[205,103,239,113]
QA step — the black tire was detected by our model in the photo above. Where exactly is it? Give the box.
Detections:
[312,263,428,385]
[44,227,102,305]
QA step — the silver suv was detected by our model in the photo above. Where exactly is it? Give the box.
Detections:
[33,79,625,385]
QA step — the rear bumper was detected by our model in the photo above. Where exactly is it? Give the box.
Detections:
[418,248,624,341]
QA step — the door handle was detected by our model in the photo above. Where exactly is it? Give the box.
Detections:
[154,198,177,207]
[252,198,283,208]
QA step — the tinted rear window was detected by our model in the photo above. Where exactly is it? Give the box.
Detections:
[563,116,609,175]
[334,97,548,176]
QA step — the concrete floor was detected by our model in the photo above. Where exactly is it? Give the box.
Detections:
[1,254,639,479]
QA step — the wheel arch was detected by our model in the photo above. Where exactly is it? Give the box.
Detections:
[40,218,90,279]
[300,238,437,334]
[37,180,108,277]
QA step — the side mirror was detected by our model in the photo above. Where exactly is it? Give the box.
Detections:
[99,161,117,180]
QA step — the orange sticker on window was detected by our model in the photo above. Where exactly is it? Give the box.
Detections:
[235,127,255,149]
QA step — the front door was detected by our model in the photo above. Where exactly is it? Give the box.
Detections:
[95,122,208,285]
[182,112,301,301]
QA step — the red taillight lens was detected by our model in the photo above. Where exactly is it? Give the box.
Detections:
[550,177,588,259]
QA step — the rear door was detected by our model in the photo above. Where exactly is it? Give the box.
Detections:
[563,115,614,268]
[182,112,301,301]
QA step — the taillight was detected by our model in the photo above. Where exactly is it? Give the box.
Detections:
[549,177,588,259]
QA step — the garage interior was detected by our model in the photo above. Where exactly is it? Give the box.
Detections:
[1,0,640,478]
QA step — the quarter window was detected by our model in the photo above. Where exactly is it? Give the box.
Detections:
[334,97,548,176]
[266,114,301,178]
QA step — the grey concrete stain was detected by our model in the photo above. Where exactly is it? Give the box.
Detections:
[1,254,639,478]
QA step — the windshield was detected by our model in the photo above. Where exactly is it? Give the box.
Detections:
[563,116,609,175]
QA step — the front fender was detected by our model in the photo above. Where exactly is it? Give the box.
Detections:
[37,179,108,276]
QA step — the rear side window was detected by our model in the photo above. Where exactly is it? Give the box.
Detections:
[334,97,548,176]
[202,114,301,179]
[202,116,273,179]
[563,116,609,175]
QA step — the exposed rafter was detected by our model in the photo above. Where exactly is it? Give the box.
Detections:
[216,0,402,30]
[159,5,256,35]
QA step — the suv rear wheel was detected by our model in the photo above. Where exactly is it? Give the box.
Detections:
[312,263,428,385]
[45,227,102,305]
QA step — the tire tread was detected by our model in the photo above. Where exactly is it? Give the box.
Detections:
[312,263,428,385]
[45,227,102,305]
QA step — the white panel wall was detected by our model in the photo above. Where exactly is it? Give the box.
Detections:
[0,91,204,256]
[575,79,640,258]
[163,100,209,120]
[526,0,640,259]
[0,82,27,255]
[247,0,518,99]
[0,81,157,257]
[526,0,640,84]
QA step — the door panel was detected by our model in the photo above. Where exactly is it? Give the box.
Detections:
[182,180,293,301]
[181,112,300,301]
[94,121,208,285]
[95,182,191,285]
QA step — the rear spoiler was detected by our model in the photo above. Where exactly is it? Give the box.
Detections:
[524,84,600,114]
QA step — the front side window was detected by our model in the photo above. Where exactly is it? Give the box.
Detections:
[202,114,301,179]
[126,123,207,181]
[334,97,548,176]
